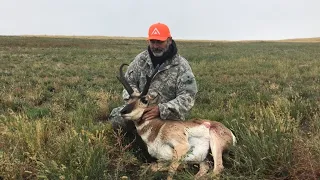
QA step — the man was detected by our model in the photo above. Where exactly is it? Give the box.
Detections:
[108,22,198,161]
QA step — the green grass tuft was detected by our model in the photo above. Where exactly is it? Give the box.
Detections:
[1,36,319,179]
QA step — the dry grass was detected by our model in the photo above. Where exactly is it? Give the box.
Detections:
[0,36,319,179]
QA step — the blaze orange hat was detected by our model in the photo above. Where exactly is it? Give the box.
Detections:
[148,23,171,41]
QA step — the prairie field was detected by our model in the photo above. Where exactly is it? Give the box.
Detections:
[0,36,319,180]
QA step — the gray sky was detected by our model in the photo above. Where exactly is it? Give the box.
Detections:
[1,0,319,40]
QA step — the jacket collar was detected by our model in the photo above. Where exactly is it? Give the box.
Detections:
[146,53,180,72]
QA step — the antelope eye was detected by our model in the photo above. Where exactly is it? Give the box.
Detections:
[140,96,148,104]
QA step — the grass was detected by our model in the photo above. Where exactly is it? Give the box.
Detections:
[0,36,319,179]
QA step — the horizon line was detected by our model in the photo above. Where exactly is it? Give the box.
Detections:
[1,34,320,42]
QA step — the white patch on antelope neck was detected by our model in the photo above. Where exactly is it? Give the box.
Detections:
[140,127,152,142]
[136,121,151,132]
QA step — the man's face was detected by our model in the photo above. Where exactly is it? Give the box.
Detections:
[149,38,172,57]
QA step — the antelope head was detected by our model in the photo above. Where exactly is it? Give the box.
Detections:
[117,63,159,121]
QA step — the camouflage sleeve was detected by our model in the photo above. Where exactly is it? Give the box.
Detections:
[122,55,141,101]
[158,68,198,120]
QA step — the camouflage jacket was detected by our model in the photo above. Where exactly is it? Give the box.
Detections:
[122,50,198,120]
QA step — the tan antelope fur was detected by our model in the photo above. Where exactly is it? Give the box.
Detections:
[117,64,237,180]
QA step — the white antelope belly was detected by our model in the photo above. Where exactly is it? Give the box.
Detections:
[147,136,210,162]
[184,136,210,161]
[148,142,174,160]
[184,125,211,161]
[147,125,211,162]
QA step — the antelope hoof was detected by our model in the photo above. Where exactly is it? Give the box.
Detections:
[213,168,223,175]
[150,162,168,172]
[150,163,159,172]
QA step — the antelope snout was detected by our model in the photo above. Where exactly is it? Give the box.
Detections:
[120,103,135,115]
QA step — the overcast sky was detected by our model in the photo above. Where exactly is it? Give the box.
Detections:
[1,0,319,40]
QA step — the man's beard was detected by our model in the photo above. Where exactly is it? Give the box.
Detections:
[151,44,170,57]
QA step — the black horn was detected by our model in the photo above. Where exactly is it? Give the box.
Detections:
[117,64,134,95]
[141,65,160,96]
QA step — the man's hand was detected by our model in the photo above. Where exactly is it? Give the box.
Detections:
[142,106,160,121]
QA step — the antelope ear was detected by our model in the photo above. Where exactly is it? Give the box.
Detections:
[146,94,152,100]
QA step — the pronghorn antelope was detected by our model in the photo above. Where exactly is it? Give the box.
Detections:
[117,63,237,180]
